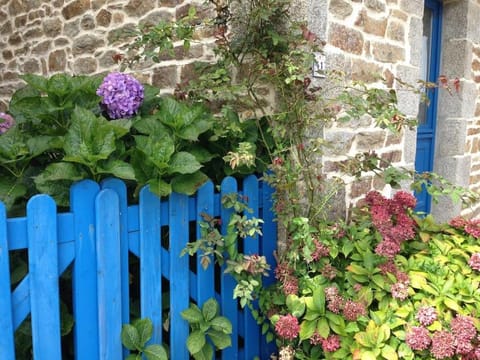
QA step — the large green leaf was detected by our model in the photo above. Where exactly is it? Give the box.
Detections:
[97,160,136,180]
[0,129,29,161]
[181,304,204,324]
[133,114,170,136]
[121,324,141,351]
[192,343,213,360]
[299,320,316,341]
[63,107,118,166]
[134,135,175,172]
[207,329,232,349]
[27,136,63,157]
[133,318,153,348]
[168,152,202,175]
[47,73,73,98]
[20,74,49,93]
[143,344,168,360]
[186,331,206,355]
[171,171,209,195]
[148,178,172,197]
[0,177,27,212]
[210,316,232,334]
[202,298,219,322]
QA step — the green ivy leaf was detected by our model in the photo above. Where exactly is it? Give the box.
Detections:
[143,344,168,360]
[186,330,206,355]
[202,298,219,322]
[121,324,141,351]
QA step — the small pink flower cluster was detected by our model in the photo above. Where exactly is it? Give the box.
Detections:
[406,314,480,359]
[365,191,417,258]
[416,306,437,326]
[275,262,298,296]
[378,260,410,300]
[311,238,330,261]
[0,112,14,134]
[324,287,366,321]
[469,253,480,271]
[309,331,341,352]
[449,216,480,239]
[321,263,337,280]
[275,314,300,340]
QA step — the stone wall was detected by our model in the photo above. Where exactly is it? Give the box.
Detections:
[301,0,423,215]
[0,0,216,112]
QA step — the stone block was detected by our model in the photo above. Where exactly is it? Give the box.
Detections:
[323,129,356,156]
[43,18,63,37]
[152,65,178,88]
[386,19,405,42]
[399,0,423,14]
[435,118,468,157]
[96,9,112,27]
[62,0,90,20]
[49,49,67,72]
[125,0,156,17]
[72,34,105,55]
[354,130,386,151]
[441,39,472,79]
[73,57,98,74]
[309,0,328,42]
[329,0,353,19]
[437,80,477,118]
[328,22,364,55]
[371,42,404,63]
[80,15,96,30]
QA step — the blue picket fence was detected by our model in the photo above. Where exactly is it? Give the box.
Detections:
[0,175,277,360]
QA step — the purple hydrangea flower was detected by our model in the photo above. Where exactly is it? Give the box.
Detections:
[0,112,14,134]
[96,72,144,119]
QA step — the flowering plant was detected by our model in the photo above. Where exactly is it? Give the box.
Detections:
[97,72,144,119]
[0,73,271,214]
[255,190,480,360]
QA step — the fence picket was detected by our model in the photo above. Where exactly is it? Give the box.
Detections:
[169,192,190,359]
[71,179,100,359]
[101,179,130,329]
[27,195,62,360]
[0,202,15,360]
[2,177,276,360]
[242,175,260,358]
[139,186,163,346]
[96,189,123,360]
[220,176,239,360]
[196,181,215,306]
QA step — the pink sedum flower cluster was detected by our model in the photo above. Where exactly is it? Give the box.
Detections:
[449,216,480,239]
[469,253,480,271]
[416,306,437,326]
[275,262,298,296]
[406,313,480,359]
[365,190,417,258]
[324,286,366,321]
[275,314,300,340]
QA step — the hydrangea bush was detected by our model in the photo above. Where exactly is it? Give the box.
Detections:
[257,190,480,360]
[0,73,271,214]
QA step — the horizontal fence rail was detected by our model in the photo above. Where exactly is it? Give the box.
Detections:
[0,176,277,360]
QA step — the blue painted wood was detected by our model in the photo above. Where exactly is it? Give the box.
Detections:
[196,181,215,306]
[220,176,239,360]
[96,189,123,360]
[101,179,130,329]
[70,179,100,359]
[243,175,261,358]
[168,192,190,360]
[415,0,442,213]
[2,176,277,360]
[0,202,15,360]
[139,186,163,345]
[27,195,62,360]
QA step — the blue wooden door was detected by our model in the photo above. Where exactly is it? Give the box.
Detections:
[415,0,442,213]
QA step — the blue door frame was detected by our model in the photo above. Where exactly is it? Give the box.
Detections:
[415,0,442,213]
